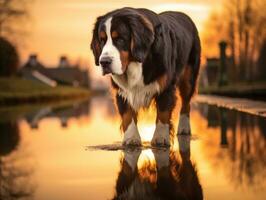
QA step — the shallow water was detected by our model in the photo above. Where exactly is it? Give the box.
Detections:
[0,95,265,200]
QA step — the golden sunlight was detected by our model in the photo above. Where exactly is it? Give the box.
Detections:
[139,124,156,142]
[137,149,156,168]
[19,0,222,68]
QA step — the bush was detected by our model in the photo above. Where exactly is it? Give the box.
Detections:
[0,37,19,77]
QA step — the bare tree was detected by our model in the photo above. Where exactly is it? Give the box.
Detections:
[203,0,266,81]
[0,0,33,42]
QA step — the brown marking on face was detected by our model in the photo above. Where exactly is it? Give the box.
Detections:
[99,31,106,40]
[157,74,168,91]
[156,110,171,124]
[179,66,192,114]
[120,50,130,72]
[121,108,137,132]
[111,31,119,38]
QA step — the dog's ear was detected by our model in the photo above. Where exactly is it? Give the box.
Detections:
[90,16,103,66]
[128,14,154,62]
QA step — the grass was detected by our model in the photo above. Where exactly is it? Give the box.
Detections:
[0,77,90,105]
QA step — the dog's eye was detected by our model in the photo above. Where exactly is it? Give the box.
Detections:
[116,38,125,45]
[99,38,106,46]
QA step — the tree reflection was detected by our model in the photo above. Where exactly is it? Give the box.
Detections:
[0,120,35,200]
[220,108,228,147]
[112,136,203,200]
[0,121,20,156]
[197,104,266,189]
[228,114,266,188]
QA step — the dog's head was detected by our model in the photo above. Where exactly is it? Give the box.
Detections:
[90,8,155,75]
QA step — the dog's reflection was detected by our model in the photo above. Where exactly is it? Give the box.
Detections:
[112,136,203,200]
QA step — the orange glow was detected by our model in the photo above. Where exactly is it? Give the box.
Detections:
[0,87,262,200]
[18,0,223,71]
[7,98,264,199]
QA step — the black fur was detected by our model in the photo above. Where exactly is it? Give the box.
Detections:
[91,7,201,116]
[116,93,129,116]
[91,16,103,66]
[155,81,177,112]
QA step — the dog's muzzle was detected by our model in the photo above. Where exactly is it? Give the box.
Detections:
[100,56,112,75]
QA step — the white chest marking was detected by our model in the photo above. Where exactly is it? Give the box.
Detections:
[112,62,160,111]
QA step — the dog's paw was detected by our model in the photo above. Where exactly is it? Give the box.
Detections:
[151,121,170,147]
[177,114,191,135]
[122,136,142,146]
[151,135,170,147]
[122,120,142,146]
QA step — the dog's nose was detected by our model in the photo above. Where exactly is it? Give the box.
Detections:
[100,56,112,66]
[99,57,112,75]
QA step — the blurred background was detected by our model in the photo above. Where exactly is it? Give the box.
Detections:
[1,1,266,199]
[1,0,265,98]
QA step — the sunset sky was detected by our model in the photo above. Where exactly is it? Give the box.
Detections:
[19,0,223,70]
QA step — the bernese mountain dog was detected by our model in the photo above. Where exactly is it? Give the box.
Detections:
[90,7,201,146]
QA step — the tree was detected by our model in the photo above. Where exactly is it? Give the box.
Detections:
[0,0,33,42]
[0,0,33,75]
[203,0,266,81]
[0,37,19,76]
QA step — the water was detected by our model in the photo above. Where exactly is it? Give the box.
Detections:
[0,95,265,200]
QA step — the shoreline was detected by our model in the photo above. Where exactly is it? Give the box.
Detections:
[195,94,266,117]
[0,77,91,106]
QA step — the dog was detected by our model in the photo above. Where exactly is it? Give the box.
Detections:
[90,7,201,146]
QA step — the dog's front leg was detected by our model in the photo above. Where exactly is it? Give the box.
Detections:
[151,110,171,146]
[151,85,176,146]
[122,110,141,146]
[116,94,141,146]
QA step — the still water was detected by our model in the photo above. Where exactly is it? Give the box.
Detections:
[0,95,265,200]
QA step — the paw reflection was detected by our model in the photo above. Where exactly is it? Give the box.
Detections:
[112,137,203,200]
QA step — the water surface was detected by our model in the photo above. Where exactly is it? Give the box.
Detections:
[0,95,265,200]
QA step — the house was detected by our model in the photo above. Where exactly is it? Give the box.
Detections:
[20,54,90,88]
